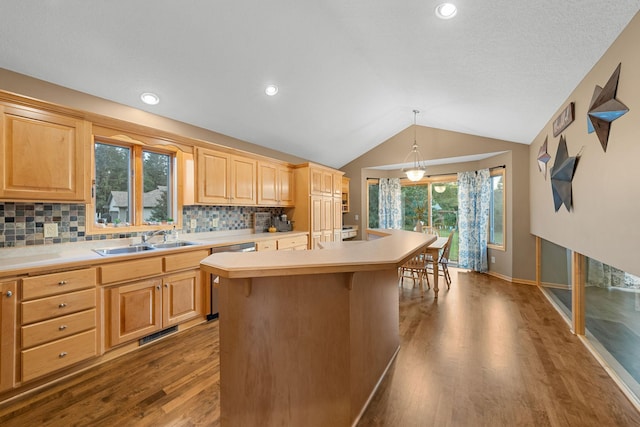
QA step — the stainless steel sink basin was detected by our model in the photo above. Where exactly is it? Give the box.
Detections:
[151,241,199,249]
[93,245,157,256]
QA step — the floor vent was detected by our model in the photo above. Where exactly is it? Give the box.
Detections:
[139,326,178,345]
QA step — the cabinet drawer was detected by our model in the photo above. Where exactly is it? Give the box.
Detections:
[100,257,163,284]
[163,249,210,272]
[22,288,96,325]
[22,309,96,349]
[22,268,96,300]
[256,239,277,251]
[277,235,308,250]
[21,329,97,382]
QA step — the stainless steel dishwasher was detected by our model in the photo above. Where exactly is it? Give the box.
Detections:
[207,242,256,320]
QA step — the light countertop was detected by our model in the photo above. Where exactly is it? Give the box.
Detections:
[200,229,436,279]
[0,229,308,277]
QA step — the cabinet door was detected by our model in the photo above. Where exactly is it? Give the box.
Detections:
[196,148,230,204]
[109,279,162,347]
[0,281,17,392]
[311,196,322,234]
[0,105,89,202]
[257,161,278,205]
[231,155,257,205]
[310,168,324,195]
[162,270,202,327]
[322,171,333,195]
[333,197,342,232]
[333,173,342,196]
[322,197,333,232]
[278,166,295,206]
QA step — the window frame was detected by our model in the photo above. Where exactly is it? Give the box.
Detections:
[487,168,506,251]
[88,134,181,235]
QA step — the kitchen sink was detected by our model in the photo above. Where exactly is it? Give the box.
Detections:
[151,241,199,249]
[93,245,157,256]
[93,241,200,256]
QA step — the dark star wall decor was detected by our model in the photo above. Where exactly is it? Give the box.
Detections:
[587,63,629,152]
[550,136,580,212]
[537,136,551,179]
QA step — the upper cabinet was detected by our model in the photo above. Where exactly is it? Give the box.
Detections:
[257,161,295,207]
[0,104,90,202]
[196,147,257,205]
[310,167,334,196]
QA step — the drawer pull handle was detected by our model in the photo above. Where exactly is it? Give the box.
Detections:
[58,280,67,286]
[4,290,12,298]
[59,303,67,308]
[59,325,67,330]
[156,285,161,290]
[59,352,68,358]
[165,284,169,288]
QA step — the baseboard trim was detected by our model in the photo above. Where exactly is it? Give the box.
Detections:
[486,270,536,286]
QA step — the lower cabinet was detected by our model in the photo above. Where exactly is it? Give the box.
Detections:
[277,235,308,251]
[19,268,97,383]
[163,270,203,327]
[0,281,17,392]
[109,278,162,347]
[108,269,203,348]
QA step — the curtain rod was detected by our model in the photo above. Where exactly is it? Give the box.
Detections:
[367,164,506,180]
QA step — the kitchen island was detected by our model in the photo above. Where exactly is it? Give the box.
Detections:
[200,229,435,427]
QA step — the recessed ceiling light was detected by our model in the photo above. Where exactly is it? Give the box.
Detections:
[265,85,279,96]
[140,92,160,105]
[435,3,457,19]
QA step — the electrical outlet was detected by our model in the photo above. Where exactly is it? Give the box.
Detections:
[491,256,496,264]
[190,219,197,229]
[44,223,58,238]
[211,218,219,227]
[355,214,359,221]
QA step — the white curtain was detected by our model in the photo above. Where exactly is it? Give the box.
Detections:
[457,169,491,272]
[378,178,402,229]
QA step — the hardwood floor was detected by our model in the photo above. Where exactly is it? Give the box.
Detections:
[1,270,640,426]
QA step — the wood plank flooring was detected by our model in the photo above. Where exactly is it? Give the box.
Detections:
[1,270,640,426]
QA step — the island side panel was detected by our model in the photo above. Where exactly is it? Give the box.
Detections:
[349,268,400,423]
[218,273,352,427]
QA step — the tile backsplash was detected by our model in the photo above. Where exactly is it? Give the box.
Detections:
[0,202,284,248]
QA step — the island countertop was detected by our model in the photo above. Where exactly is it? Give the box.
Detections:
[200,228,436,278]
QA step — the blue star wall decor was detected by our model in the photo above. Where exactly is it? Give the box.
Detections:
[550,136,580,212]
[587,63,629,152]
[537,136,551,179]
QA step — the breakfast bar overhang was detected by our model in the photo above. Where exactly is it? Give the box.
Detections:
[200,229,435,427]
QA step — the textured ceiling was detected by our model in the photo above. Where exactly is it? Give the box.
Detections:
[1,1,639,168]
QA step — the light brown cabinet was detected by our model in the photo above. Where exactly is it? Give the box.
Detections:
[257,161,294,206]
[310,167,334,196]
[0,104,90,202]
[108,269,203,347]
[104,250,207,348]
[294,164,343,249]
[0,281,17,392]
[256,239,277,251]
[196,148,256,205]
[109,278,162,346]
[20,268,97,383]
[162,270,202,327]
[276,235,308,251]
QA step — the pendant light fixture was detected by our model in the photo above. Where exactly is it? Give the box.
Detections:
[403,109,426,182]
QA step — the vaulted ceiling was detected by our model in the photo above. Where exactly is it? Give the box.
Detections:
[1,1,639,168]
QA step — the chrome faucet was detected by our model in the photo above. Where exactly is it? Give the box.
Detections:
[141,229,167,244]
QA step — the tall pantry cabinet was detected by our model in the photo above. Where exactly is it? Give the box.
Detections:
[292,163,344,249]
